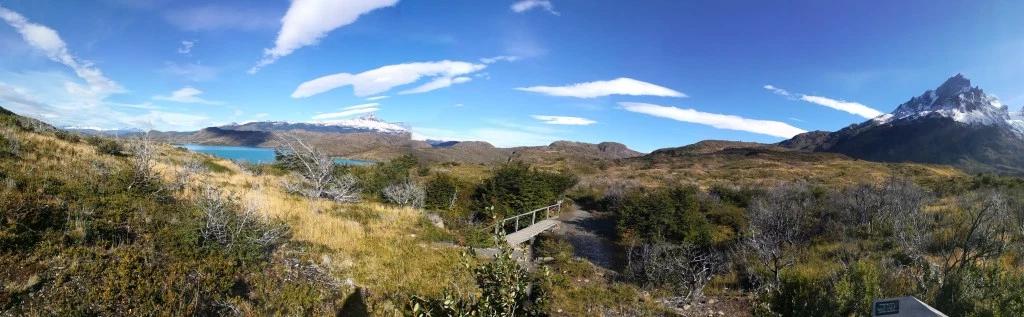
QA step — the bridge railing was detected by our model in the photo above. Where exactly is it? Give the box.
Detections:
[492,200,563,236]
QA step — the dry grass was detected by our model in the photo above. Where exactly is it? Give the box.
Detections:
[153,146,475,301]
[579,150,966,191]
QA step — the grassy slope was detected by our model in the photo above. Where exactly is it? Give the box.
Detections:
[582,146,964,191]
[0,111,475,315]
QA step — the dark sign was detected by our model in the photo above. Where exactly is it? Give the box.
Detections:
[875,300,900,316]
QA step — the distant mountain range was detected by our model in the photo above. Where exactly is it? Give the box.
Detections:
[96,114,643,164]
[781,74,1024,174]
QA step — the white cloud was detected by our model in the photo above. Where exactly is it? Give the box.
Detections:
[764,84,883,119]
[517,77,685,98]
[620,102,806,138]
[161,62,219,82]
[311,102,380,120]
[411,126,559,148]
[292,60,486,98]
[177,40,195,55]
[511,0,559,15]
[799,95,883,119]
[531,115,596,125]
[163,5,279,32]
[0,5,123,97]
[153,87,224,105]
[480,55,521,64]
[399,76,471,95]
[366,95,389,101]
[0,8,209,131]
[251,0,399,73]
[763,84,792,97]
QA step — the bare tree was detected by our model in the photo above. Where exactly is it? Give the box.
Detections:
[171,158,208,191]
[197,186,288,250]
[877,177,930,259]
[126,133,160,192]
[745,182,814,287]
[838,183,883,234]
[384,181,426,209]
[942,189,1014,276]
[0,129,19,156]
[276,135,360,203]
[625,242,725,305]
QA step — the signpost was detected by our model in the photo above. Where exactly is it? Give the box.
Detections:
[871,297,946,317]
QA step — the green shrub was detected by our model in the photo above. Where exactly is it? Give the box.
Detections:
[86,136,123,155]
[615,186,712,245]
[472,162,577,219]
[425,173,459,211]
[408,246,548,316]
[767,261,882,317]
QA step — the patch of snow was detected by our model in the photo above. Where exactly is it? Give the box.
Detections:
[314,115,408,134]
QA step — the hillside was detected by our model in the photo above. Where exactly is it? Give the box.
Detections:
[574,140,965,191]
[0,106,475,314]
[137,119,643,166]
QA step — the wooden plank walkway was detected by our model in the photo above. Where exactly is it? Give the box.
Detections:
[504,219,559,245]
[490,201,564,246]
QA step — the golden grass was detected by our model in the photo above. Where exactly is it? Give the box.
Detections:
[152,146,475,301]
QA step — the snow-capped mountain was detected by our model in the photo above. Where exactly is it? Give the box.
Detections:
[220,114,409,135]
[872,74,1022,136]
[782,74,1024,175]
[313,114,408,134]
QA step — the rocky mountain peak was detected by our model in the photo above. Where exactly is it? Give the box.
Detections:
[935,73,972,98]
[885,74,1009,126]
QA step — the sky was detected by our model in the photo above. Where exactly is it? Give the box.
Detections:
[1,0,1023,152]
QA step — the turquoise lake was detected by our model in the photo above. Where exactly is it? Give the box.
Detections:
[179,144,373,165]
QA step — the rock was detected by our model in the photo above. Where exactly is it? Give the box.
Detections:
[426,213,444,229]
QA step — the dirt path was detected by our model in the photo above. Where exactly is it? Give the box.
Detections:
[555,206,626,271]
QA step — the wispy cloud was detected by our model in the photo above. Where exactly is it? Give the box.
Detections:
[399,76,472,95]
[366,95,389,101]
[620,102,806,138]
[763,84,793,97]
[411,126,560,148]
[153,87,223,105]
[292,60,486,98]
[531,115,596,125]
[480,55,521,64]
[799,95,882,119]
[250,0,399,73]
[161,62,219,82]
[0,5,123,97]
[0,6,214,133]
[163,5,279,32]
[177,40,195,55]
[511,0,559,15]
[518,77,685,98]
[311,103,380,120]
[764,84,883,119]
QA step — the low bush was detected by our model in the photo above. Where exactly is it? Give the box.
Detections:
[472,162,577,220]
[615,186,713,246]
[86,136,123,155]
[408,246,548,316]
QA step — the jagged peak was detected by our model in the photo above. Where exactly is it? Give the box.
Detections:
[935,73,972,97]
[885,74,1009,126]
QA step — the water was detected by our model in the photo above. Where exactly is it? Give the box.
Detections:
[179,144,372,165]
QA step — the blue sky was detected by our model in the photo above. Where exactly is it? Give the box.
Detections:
[1,0,1023,152]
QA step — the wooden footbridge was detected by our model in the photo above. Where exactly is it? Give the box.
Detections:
[492,201,563,245]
